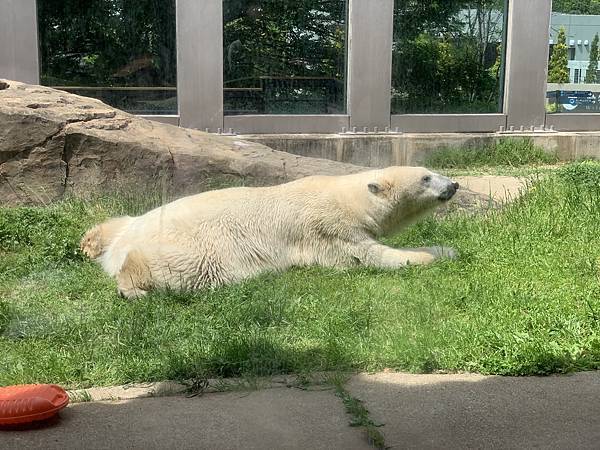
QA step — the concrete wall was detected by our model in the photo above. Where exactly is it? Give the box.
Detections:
[241,133,600,167]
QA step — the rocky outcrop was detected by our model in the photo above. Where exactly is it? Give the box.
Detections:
[0,80,364,205]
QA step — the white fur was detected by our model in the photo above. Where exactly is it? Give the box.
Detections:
[83,166,459,298]
[98,218,134,276]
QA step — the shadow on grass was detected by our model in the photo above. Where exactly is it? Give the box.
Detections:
[160,329,354,381]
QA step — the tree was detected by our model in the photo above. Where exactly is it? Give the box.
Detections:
[223,0,348,114]
[37,0,177,87]
[548,27,570,84]
[552,0,600,14]
[391,0,505,114]
[585,33,599,83]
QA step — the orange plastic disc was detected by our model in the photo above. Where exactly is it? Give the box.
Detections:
[0,384,69,426]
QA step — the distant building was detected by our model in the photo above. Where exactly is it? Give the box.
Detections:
[550,13,600,84]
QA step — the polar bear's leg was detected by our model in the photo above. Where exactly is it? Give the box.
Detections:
[116,244,225,298]
[116,248,152,299]
[359,242,457,268]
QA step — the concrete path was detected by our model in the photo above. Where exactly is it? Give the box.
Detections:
[2,388,369,450]
[455,175,526,203]
[2,372,599,449]
[434,175,526,217]
[347,371,600,449]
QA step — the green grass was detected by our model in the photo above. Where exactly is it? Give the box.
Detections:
[334,379,386,449]
[1,163,600,388]
[425,138,559,170]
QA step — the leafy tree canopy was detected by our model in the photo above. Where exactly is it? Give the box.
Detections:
[38,0,508,114]
[585,33,599,83]
[548,27,570,84]
[553,0,600,15]
[38,0,177,87]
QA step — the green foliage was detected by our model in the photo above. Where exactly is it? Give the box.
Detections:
[391,0,506,114]
[37,0,177,87]
[546,102,559,113]
[2,164,600,386]
[223,0,347,114]
[553,0,600,14]
[425,139,558,169]
[585,34,599,84]
[548,27,570,84]
[334,383,386,449]
[557,160,600,189]
[0,204,87,263]
[0,300,10,335]
[38,0,510,115]
[223,1,346,81]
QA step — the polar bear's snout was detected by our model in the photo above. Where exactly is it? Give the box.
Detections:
[438,180,460,201]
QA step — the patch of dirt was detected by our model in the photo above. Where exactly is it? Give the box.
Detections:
[456,176,526,203]
[437,175,526,217]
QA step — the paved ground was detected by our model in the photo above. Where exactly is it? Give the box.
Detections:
[347,371,600,449]
[1,388,369,450]
[3,371,600,449]
[434,175,526,217]
[455,176,526,203]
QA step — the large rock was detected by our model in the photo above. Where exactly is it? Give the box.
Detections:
[0,80,364,205]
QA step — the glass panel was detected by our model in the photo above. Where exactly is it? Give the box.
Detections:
[37,0,177,115]
[391,1,507,115]
[547,3,600,114]
[223,0,347,115]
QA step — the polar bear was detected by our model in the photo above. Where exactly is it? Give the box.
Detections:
[80,166,459,298]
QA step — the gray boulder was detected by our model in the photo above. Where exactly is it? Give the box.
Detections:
[0,80,363,205]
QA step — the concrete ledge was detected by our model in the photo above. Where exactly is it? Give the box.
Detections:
[67,372,336,403]
[239,132,600,167]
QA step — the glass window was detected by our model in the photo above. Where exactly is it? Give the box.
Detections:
[223,0,347,115]
[37,0,177,115]
[569,47,576,60]
[547,3,600,114]
[391,1,507,115]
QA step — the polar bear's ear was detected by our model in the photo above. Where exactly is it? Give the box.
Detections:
[368,182,382,194]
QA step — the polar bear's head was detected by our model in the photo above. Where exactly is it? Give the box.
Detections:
[365,166,459,235]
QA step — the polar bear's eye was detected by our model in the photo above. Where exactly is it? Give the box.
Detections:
[422,175,432,183]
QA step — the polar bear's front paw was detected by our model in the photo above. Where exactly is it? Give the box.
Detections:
[429,246,458,260]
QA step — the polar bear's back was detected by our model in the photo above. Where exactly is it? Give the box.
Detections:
[118,177,360,270]
[141,176,353,227]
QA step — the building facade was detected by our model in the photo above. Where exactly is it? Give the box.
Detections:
[550,13,600,84]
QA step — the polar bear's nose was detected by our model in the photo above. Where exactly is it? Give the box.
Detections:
[438,181,459,201]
